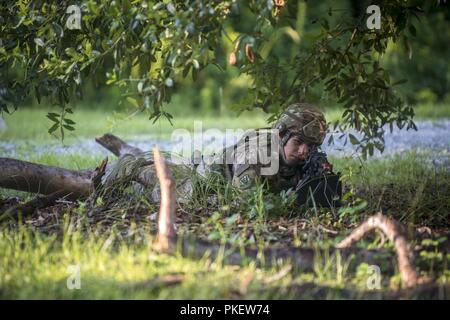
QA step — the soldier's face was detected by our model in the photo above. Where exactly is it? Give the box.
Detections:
[283,136,311,165]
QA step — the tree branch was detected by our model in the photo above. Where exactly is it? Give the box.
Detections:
[153,147,176,252]
[336,212,432,287]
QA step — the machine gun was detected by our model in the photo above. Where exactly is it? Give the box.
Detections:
[295,148,342,207]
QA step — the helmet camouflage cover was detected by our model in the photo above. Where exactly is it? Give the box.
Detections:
[272,103,327,145]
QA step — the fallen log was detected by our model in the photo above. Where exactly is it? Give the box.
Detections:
[0,157,93,199]
[0,155,112,219]
[1,133,148,192]
[0,134,181,202]
[0,134,158,214]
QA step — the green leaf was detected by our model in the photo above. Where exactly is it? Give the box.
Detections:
[392,79,408,86]
[46,112,60,122]
[192,68,198,81]
[126,97,139,108]
[52,22,64,37]
[48,123,59,134]
[182,65,191,78]
[409,24,417,37]
[349,133,359,145]
[137,81,144,93]
[225,214,240,226]
[368,144,374,156]
[208,231,222,241]
[63,118,76,125]
[34,38,44,47]
[35,86,41,104]
[85,41,92,56]
[63,124,75,131]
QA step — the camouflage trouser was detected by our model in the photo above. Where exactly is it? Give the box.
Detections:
[101,153,197,204]
[100,150,258,204]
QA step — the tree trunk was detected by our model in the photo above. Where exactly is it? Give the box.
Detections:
[0,157,93,200]
[0,134,152,199]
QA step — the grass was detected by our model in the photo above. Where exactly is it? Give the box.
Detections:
[0,104,449,299]
[0,108,270,141]
[0,213,447,299]
[2,102,449,141]
[0,224,368,299]
[412,103,450,120]
[331,152,450,226]
[0,150,448,299]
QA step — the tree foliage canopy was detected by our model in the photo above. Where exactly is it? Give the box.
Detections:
[1,0,444,156]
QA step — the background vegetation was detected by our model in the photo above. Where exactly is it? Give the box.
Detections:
[1,0,449,155]
[1,0,449,299]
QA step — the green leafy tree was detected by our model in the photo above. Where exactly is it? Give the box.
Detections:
[0,0,444,156]
[382,1,450,104]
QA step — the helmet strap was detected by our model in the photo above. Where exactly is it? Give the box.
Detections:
[279,130,293,162]
[281,130,293,147]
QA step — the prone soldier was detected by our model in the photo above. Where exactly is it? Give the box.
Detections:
[196,102,334,195]
[121,102,339,206]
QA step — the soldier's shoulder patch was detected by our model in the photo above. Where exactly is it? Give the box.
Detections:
[239,174,251,185]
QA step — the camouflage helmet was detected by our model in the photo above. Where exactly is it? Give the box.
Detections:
[273,103,327,146]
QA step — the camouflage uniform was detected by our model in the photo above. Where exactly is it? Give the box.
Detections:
[196,103,328,193]
[115,103,328,202]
